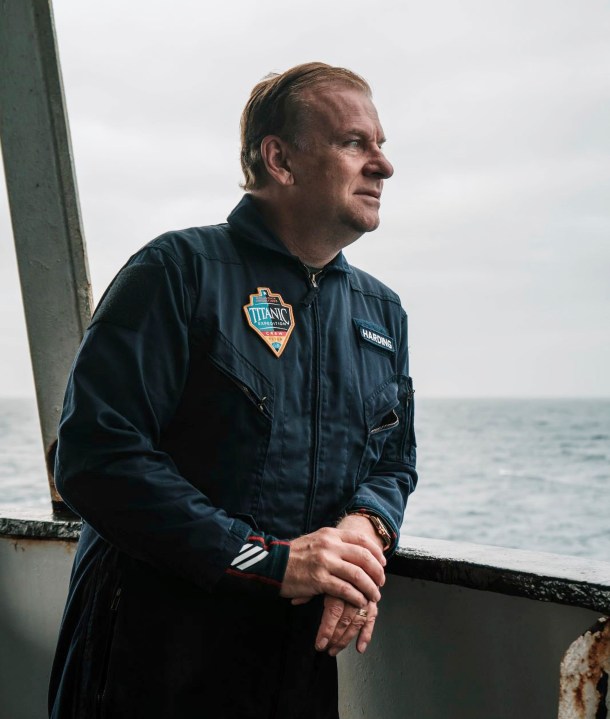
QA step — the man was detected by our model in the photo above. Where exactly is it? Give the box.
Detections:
[49,62,417,718]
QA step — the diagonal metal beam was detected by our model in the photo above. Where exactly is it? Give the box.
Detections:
[0,0,93,509]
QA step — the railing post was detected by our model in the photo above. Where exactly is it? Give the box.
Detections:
[558,617,610,718]
[0,0,93,509]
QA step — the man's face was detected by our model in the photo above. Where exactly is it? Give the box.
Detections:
[289,86,394,242]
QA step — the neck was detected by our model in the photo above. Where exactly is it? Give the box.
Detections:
[250,193,359,267]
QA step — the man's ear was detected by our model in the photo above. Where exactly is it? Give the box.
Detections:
[260,135,295,186]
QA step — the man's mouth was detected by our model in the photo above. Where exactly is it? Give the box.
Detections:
[356,190,381,201]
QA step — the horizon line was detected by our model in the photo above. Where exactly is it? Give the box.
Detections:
[1,394,610,402]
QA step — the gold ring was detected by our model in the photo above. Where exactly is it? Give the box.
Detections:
[356,608,368,618]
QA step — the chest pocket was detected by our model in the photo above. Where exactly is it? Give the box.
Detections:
[208,331,274,421]
[356,376,400,485]
[203,331,275,519]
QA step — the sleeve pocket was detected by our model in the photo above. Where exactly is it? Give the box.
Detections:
[356,376,401,484]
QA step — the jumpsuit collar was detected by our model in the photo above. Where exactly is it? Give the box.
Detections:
[227,194,352,275]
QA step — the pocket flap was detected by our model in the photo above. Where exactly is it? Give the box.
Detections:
[364,377,399,431]
[208,331,274,417]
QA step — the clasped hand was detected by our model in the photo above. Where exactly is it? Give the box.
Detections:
[279,520,386,656]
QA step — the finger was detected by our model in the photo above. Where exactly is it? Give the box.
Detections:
[327,556,382,603]
[290,597,311,606]
[356,604,379,654]
[321,576,369,608]
[335,543,386,588]
[328,604,372,656]
[337,529,387,567]
[327,604,359,647]
[315,596,345,651]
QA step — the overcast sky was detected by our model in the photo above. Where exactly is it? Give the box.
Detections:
[1,0,609,398]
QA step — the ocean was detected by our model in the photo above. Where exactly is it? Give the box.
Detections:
[1,396,608,562]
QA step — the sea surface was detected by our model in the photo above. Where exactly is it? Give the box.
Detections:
[1,397,608,562]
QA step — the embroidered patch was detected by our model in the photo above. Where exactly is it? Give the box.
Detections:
[243,287,295,358]
[353,319,395,354]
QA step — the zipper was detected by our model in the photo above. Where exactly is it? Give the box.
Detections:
[208,356,272,421]
[301,269,322,307]
[370,409,400,435]
[311,270,322,286]
[400,382,415,458]
[95,586,122,716]
[304,269,323,533]
[406,383,415,433]
[237,382,269,417]
[110,587,122,611]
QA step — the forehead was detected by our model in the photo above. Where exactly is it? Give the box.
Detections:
[300,85,383,137]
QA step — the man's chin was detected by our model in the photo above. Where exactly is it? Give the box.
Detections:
[335,210,381,245]
[352,214,381,234]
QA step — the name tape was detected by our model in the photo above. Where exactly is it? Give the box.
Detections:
[353,319,395,353]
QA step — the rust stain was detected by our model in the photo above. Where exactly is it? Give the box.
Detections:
[45,437,61,503]
[10,537,75,555]
[60,540,76,555]
[596,671,608,719]
[11,540,25,553]
[559,617,610,718]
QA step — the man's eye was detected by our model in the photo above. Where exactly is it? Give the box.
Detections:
[345,139,361,148]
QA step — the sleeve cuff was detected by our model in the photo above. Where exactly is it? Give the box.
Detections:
[218,530,290,596]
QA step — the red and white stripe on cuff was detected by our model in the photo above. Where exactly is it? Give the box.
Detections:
[230,542,270,571]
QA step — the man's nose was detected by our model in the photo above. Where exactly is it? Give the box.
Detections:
[366,149,394,180]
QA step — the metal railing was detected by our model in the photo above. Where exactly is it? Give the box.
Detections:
[0,0,93,509]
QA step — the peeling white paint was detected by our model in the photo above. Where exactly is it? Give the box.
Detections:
[559,618,610,719]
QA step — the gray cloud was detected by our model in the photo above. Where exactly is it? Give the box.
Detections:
[1,0,609,397]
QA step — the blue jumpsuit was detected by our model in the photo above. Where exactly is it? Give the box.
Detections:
[49,194,417,718]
